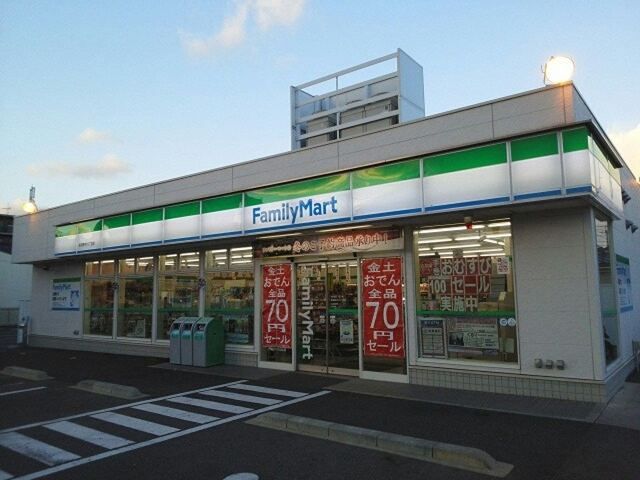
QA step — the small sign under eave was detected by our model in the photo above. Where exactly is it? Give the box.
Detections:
[253,228,404,258]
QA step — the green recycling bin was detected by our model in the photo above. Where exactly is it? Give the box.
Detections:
[193,317,224,367]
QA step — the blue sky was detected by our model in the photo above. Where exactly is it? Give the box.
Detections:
[1,0,639,213]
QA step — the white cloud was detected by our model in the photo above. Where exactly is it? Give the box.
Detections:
[27,154,131,179]
[77,128,113,144]
[609,123,640,177]
[180,0,305,58]
[254,0,305,30]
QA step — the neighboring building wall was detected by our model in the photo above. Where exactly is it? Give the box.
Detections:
[0,252,32,308]
[611,166,640,373]
[0,251,32,325]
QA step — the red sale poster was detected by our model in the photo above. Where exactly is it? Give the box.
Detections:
[361,257,405,358]
[261,264,292,349]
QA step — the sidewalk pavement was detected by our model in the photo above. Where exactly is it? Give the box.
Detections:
[5,342,639,431]
[158,361,640,430]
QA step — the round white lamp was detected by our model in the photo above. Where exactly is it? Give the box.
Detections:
[543,56,575,85]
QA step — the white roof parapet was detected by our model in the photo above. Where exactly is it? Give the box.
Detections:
[290,49,425,150]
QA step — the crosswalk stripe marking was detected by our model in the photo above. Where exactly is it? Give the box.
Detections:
[132,404,219,424]
[91,413,179,436]
[44,421,133,450]
[167,396,252,414]
[0,432,80,466]
[227,383,307,398]
[0,379,247,435]
[199,390,281,405]
[0,468,13,480]
[13,390,330,480]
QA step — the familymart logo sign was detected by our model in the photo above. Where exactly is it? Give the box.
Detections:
[245,191,351,232]
[252,196,340,226]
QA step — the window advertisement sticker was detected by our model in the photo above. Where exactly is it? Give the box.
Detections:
[52,278,81,311]
[261,264,292,349]
[361,257,405,358]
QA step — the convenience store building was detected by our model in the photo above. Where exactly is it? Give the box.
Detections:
[12,51,640,402]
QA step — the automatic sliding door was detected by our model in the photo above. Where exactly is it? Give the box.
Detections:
[296,263,327,372]
[327,262,359,374]
[296,261,359,375]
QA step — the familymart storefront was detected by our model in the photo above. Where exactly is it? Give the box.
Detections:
[38,124,632,398]
[255,227,409,381]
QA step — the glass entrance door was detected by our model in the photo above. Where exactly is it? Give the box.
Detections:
[296,261,359,375]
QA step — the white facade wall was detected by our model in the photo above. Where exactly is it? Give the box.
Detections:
[29,261,83,338]
[512,208,603,380]
[12,84,604,265]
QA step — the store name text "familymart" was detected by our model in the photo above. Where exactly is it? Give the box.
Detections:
[252,196,339,226]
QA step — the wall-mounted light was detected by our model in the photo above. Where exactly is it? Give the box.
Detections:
[543,56,575,85]
[22,186,38,214]
[626,220,633,230]
[621,189,631,204]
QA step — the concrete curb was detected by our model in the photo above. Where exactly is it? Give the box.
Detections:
[0,366,53,381]
[73,380,147,400]
[247,412,513,477]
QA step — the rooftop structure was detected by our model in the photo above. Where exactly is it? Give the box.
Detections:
[290,49,425,149]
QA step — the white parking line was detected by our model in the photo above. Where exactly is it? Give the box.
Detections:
[0,468,13,480]
[199,390,281,406]
[132,404,218,424]
[0,387,47,397]
[91,413,178,436]
[0,432,80,466]
[168,396,252,414]
[228,384,306,398]
[44,421,133,449]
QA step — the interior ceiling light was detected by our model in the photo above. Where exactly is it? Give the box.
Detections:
[454,234,481,241]
[463,248,503,254]
[543,56,575,85]
[432,244,478,250]
[418,225,485,234]
[487,221,511,228]
[485,233,512,238]
[418,237,452,244]
[231,246,252,252]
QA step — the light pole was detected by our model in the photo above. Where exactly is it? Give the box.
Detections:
[22,186,38,214]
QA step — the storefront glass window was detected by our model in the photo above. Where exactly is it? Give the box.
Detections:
[595,217,619,364]
[157,253,200,340]
[160,254,178,272]
[179,252,200,272]
[117,257,154,339]
[205,247,254,346]
[100,259,116,275]
[83,261,115,336]
[415,219,518,363]
[119,258,136,275]
[85,261,100,276]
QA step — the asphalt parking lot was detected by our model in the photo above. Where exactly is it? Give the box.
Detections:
[2,346,640,480]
